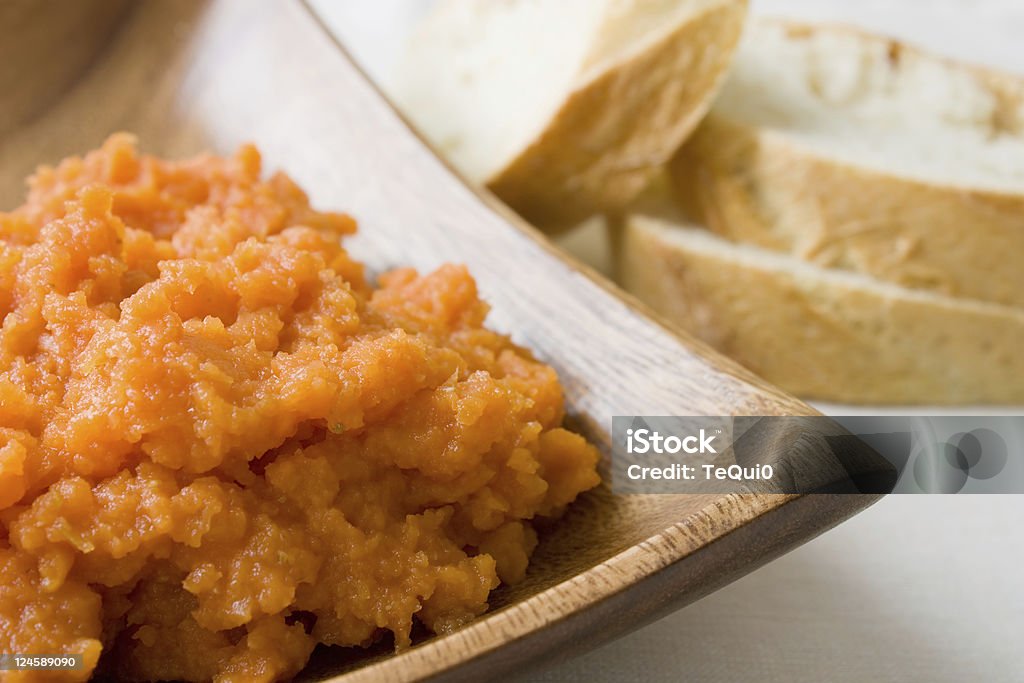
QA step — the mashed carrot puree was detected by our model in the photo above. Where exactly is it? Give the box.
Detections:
[0,135,599,682]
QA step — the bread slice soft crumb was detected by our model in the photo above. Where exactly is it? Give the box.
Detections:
[392,0,748,230]
[717,20,1024,189]
[671,19,1024,307]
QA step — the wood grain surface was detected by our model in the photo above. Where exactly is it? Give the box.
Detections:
[0,2,884,680]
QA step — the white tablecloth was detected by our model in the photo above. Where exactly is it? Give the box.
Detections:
[311,2,1024,680]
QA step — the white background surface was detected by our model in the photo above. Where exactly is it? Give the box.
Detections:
[312,2,1024,681]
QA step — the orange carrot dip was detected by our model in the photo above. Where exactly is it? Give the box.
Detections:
[0,135,600,682]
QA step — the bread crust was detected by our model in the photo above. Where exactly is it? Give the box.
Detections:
[620,214,1024,404]
[489,0,747,230]
[671,20,1024,307]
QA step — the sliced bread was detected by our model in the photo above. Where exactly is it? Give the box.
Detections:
[619,211,1024,404]
[392,0,748,230]
[670,20,1024,307]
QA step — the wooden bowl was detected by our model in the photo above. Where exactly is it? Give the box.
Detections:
[0,2,887,680]
[0,0,133,142]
